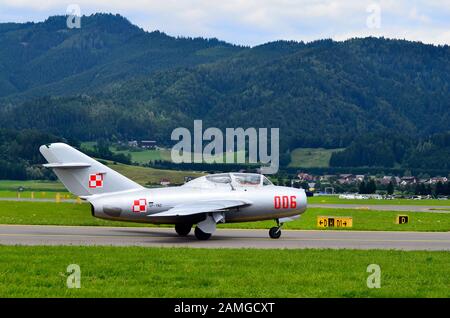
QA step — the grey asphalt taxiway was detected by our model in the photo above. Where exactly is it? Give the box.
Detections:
[0,225,449,250]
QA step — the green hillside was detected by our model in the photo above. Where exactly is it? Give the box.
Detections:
[105,161,204,185]
[81,142,172,163]
[114,148,172,163]
[0,14,241,100]
[289,148,343,168]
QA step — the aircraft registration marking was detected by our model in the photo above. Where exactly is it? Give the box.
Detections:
[274,195,296,209]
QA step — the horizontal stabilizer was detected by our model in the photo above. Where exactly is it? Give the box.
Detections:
[149,200,250,217]
[43,162,91,169]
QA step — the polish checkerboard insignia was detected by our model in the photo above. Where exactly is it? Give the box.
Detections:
[89,173,103,188]
[133,199,147,213]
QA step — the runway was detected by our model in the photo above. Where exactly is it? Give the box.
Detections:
[0,225,449,250]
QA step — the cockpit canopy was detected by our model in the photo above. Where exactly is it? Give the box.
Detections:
[183,173,273,189]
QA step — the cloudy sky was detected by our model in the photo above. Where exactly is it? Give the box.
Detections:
[1,0,449,46]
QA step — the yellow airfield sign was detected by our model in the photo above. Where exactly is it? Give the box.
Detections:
[396,215,409,224]
[317,216,353,228]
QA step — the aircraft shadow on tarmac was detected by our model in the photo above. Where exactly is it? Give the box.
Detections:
[116,228,248,243]
[112,229,179,238]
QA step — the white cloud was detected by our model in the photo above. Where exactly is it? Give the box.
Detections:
[0,0,448,45]
[409,6,431,24]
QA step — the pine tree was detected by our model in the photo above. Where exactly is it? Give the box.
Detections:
[435,181,444,196]
[367,179,377,194]
[387,181,394,195]
[358,181,366,194]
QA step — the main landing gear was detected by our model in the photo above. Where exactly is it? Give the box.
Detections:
[194,226,212,240]
[175,223,192,237]
[175,223,211,240]
[175,215,216,240]
[269,219,283,239]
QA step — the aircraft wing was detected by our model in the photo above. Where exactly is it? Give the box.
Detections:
[148,200,250,217]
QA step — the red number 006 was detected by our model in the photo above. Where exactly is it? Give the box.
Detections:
[274,196,296,209]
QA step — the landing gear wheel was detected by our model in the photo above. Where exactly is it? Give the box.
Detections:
[175,223,192,236]
[269,226,281,239]
[194,226,212,240]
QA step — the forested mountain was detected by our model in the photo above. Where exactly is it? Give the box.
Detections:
[0,129,66,179]
[105,37,450,150]
[0,13,241,100]
[329,131,450,170]
[0,13,449,174]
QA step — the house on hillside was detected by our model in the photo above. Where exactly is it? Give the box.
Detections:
[160,178,171,186]
[127,140,138,147]
[297,173,315,181]
[355,175,365,182]
[140,140,157,149]
[339,174,355,184]
[400,176,417,185]
[380,176,394,185]
[429,177,448,184]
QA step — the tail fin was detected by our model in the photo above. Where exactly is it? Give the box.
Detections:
[40,143,143,197]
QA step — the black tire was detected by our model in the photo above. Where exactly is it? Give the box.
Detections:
[269,227,281,239]
[175,223,192,236]
[194,226,212,240]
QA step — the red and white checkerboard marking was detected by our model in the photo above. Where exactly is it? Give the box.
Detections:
[89,173,103,188]
[133,199,147,213]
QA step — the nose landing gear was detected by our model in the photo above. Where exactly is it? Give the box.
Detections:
[269,219,283,239]
[269,226,281,239]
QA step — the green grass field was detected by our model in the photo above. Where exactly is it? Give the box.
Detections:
[0,246,448,297]
[0,201,138,227]
[309,196,450,206]
[114,147,172,163]
[81,142,172,163]
[289,148,343,168]
[0,201,448,232]
[0,180,66,191]
[82,142,246,164]
[105,162,204,185]
[0,191,73,200]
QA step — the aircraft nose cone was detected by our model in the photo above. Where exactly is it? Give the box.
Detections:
[297,188,308,209]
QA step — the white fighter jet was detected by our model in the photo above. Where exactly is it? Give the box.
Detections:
[40,143,307,240]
